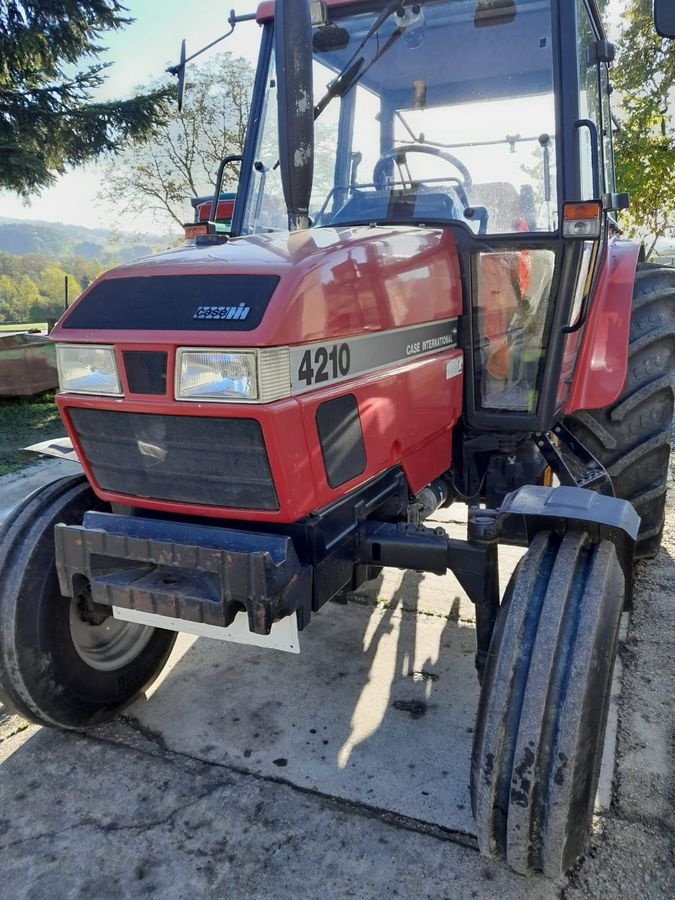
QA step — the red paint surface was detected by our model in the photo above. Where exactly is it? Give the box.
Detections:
[57,350,462,522]
[51,226,462,348]
[53,225,464,521]
[564,239,640,413]
[256,0,367,22]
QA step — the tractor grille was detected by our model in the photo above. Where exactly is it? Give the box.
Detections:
[68,408,279,510]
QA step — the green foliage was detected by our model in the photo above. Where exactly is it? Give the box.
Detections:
[0,251,103,322]
[0,216,169,262]
[100,53,254,228]
[0,214,172,323]
[612,0,675,252]
[0,1,175,196]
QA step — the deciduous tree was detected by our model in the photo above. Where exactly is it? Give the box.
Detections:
[611,0,675,253]
[99,54,253,229]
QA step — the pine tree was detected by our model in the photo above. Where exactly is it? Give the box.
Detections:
[0,1,174,197]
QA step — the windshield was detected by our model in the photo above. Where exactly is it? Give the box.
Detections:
[241,0,558,236]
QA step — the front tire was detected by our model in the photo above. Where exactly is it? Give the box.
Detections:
[0,475,177,729]
[565,265,675,558]
[471,529,625,878]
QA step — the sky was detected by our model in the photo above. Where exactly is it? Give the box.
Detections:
[0,0,627,236]
[0,0,263,235]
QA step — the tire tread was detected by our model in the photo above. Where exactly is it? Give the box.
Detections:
[565,265,675,558]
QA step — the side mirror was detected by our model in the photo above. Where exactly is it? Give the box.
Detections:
[654,0,675,37]
[176,40,187,113]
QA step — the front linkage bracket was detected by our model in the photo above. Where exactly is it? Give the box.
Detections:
[358,484,640,677]
[358,511,501,679]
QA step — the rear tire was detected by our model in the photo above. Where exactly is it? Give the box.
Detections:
[471,529,625,878]
[0,475,177,729]
[565,265,675,558]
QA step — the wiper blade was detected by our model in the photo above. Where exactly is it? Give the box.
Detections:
[313,0,403,120]
[314,57,365,118]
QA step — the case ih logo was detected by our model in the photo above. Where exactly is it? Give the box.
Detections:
[193,303,251,321]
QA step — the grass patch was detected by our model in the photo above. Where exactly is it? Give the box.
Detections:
[0,322,47,333]
[0,391,65,476]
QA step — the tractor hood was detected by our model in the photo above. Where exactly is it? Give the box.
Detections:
[51,225,462,347]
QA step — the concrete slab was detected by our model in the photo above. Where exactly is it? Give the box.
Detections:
[105,510,526,837]
[122,592,481,834]
[0,465,635,897]
[0,724,559,900]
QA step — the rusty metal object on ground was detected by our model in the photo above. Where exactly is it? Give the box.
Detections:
[0,332,58,397]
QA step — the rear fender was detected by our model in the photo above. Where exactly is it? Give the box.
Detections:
[564,239,640,413]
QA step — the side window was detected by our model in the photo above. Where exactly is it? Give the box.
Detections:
[576,0,602,198]
[244,58,287,233]
[311,60,342,216]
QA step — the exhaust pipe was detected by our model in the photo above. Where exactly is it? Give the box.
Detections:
[275,0,314,231]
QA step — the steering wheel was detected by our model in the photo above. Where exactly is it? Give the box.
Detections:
[372,144,472,206]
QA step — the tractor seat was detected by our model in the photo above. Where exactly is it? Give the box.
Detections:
[330,188,460,226]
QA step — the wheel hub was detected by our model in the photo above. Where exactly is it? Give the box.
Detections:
[69,596,154,672]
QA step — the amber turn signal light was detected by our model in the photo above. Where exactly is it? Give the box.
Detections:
[562,201,602,238]
[183,222,210,239]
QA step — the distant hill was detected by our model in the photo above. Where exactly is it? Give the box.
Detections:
[0,217,178,264]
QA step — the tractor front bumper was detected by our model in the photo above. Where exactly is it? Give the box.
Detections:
[55,511,313,637]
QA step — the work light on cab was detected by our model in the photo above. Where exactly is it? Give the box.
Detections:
[562,201,603,238]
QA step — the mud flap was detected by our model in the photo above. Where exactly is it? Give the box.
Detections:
[497,484,640,604]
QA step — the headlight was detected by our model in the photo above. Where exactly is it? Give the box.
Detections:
[176,348,291,403]
[176,350,259,401]
[56,344,122,395]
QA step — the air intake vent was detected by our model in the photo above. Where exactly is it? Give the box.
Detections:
[61,274,280,332]
[123,351,167,395]
[68,408,278,510]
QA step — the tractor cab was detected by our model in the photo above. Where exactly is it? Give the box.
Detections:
[243,0,563,237]
[229,0,625,441]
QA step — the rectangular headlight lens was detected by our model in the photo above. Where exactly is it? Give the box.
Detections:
[177,350,259,401]
[56,344,121,395]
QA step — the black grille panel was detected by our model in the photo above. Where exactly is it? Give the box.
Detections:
[123,351,167,395]
[62,274,280,331]
[68,408,279,510]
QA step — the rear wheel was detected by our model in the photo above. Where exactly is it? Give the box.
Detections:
[0,475,177,729]
[565,265,675,558]
[471,529,625,878]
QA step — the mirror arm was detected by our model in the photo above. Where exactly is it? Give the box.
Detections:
[166,10,258,110]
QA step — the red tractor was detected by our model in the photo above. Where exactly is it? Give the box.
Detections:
[1,0,673,878]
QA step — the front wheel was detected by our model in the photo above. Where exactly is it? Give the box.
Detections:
[471,529,625,878]
[0,475,176,729]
